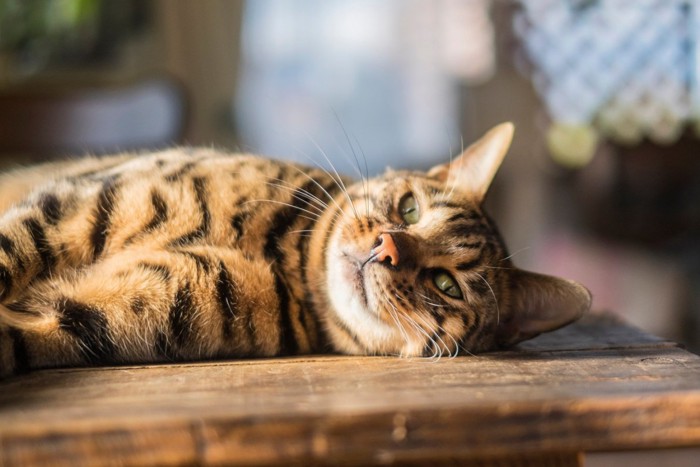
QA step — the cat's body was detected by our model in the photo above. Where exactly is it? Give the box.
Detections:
[0,124,591,378]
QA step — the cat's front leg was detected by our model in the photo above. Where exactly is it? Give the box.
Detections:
[0,187,72,305]
[0,245,294,375]
[0,176,99,334]
[0,174,105,306]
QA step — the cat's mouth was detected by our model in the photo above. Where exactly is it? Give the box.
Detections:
[340,252,370,307]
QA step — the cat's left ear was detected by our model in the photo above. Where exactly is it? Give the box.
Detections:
[496,269,592,347]
[428,122,514,203]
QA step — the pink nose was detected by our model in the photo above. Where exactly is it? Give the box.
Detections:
[372,233,400,266]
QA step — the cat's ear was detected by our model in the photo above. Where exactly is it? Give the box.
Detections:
[428,122,514,203]
[497,269,592,347]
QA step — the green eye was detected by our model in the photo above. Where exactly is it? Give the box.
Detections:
[433,270,462,299]
[398,193,420,224]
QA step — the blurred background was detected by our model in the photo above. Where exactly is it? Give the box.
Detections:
[0,0,699,358]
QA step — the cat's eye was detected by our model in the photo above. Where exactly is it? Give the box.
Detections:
[433,270,462,299]
[398,193,420,225]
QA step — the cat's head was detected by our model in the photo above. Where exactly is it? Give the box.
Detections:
[321,123,591,357]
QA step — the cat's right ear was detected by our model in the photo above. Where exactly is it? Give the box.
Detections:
[496,269,592,347]
[427,122,514,203]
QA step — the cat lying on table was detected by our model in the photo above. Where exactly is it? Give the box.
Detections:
[0,123,590,377]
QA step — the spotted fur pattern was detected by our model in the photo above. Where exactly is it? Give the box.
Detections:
[0,124,591,377]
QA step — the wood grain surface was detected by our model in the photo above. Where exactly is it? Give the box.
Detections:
[1,311,699,466]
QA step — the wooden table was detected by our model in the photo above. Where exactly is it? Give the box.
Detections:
[1,312,700,466]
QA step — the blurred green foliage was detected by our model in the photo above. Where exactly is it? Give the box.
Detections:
[0,0,150,77]
[0,0,100,75]
[0,0,99,49]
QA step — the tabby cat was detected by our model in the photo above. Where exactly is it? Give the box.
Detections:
[0,123,590,378]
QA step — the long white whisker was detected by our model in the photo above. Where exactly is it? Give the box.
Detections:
[392,291,453,359]
[410,309,449,360]
[442,133,464,202]
[253,126,350,220]
[243,199,321,221]
[416,292,447,308]
[264,180,327,214]
[500,247,531,262]
[288,231,314,237]
[394,292,463,358]
[443,328,461,359]
[266,177,330,208]
[332,112,370,218]
[276,161,348,219]
[351,134,371,218]
[264,185,325,215]
[384,297,411,356]
[397,307,441,361]
[385,300,431,359]
[333,110,364,182]
[302,132,359,219]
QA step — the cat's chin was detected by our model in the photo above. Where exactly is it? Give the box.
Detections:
[338,253,369,307]
[324,253,433,357]
[325,249,398,346]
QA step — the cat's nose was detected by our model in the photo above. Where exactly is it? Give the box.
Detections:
[372,233,400,267]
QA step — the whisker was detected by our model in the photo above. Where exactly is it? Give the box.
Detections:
[393,290,444,310]
[433,320,462,359]
[266,177,330,208]
[264,186,325,216]
[264,180,327,214]
[392,293,445,357]
[302,132,360,219]
[351,134,371,218]
[384,297,411,354]
[276,161,348,219]
[288,232,313,238]
[440,132,465,202]
[243,199,321,221]
[500,247,531,262]
[444,330,461,358]
[416,292,446,308]
[410,309,450,360]
[361,252,379,268]
[332,110,370,217]
[336,116,371,219]
[396,306,442,361]
[385,296,436,360]
[252,127,348,220]
[393,290,456,359]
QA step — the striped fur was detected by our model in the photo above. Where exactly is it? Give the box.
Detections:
[0,124,591,377]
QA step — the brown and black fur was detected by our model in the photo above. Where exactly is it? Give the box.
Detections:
[0,124,591,378]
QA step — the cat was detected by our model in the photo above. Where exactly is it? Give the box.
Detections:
[0,123,590,378]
